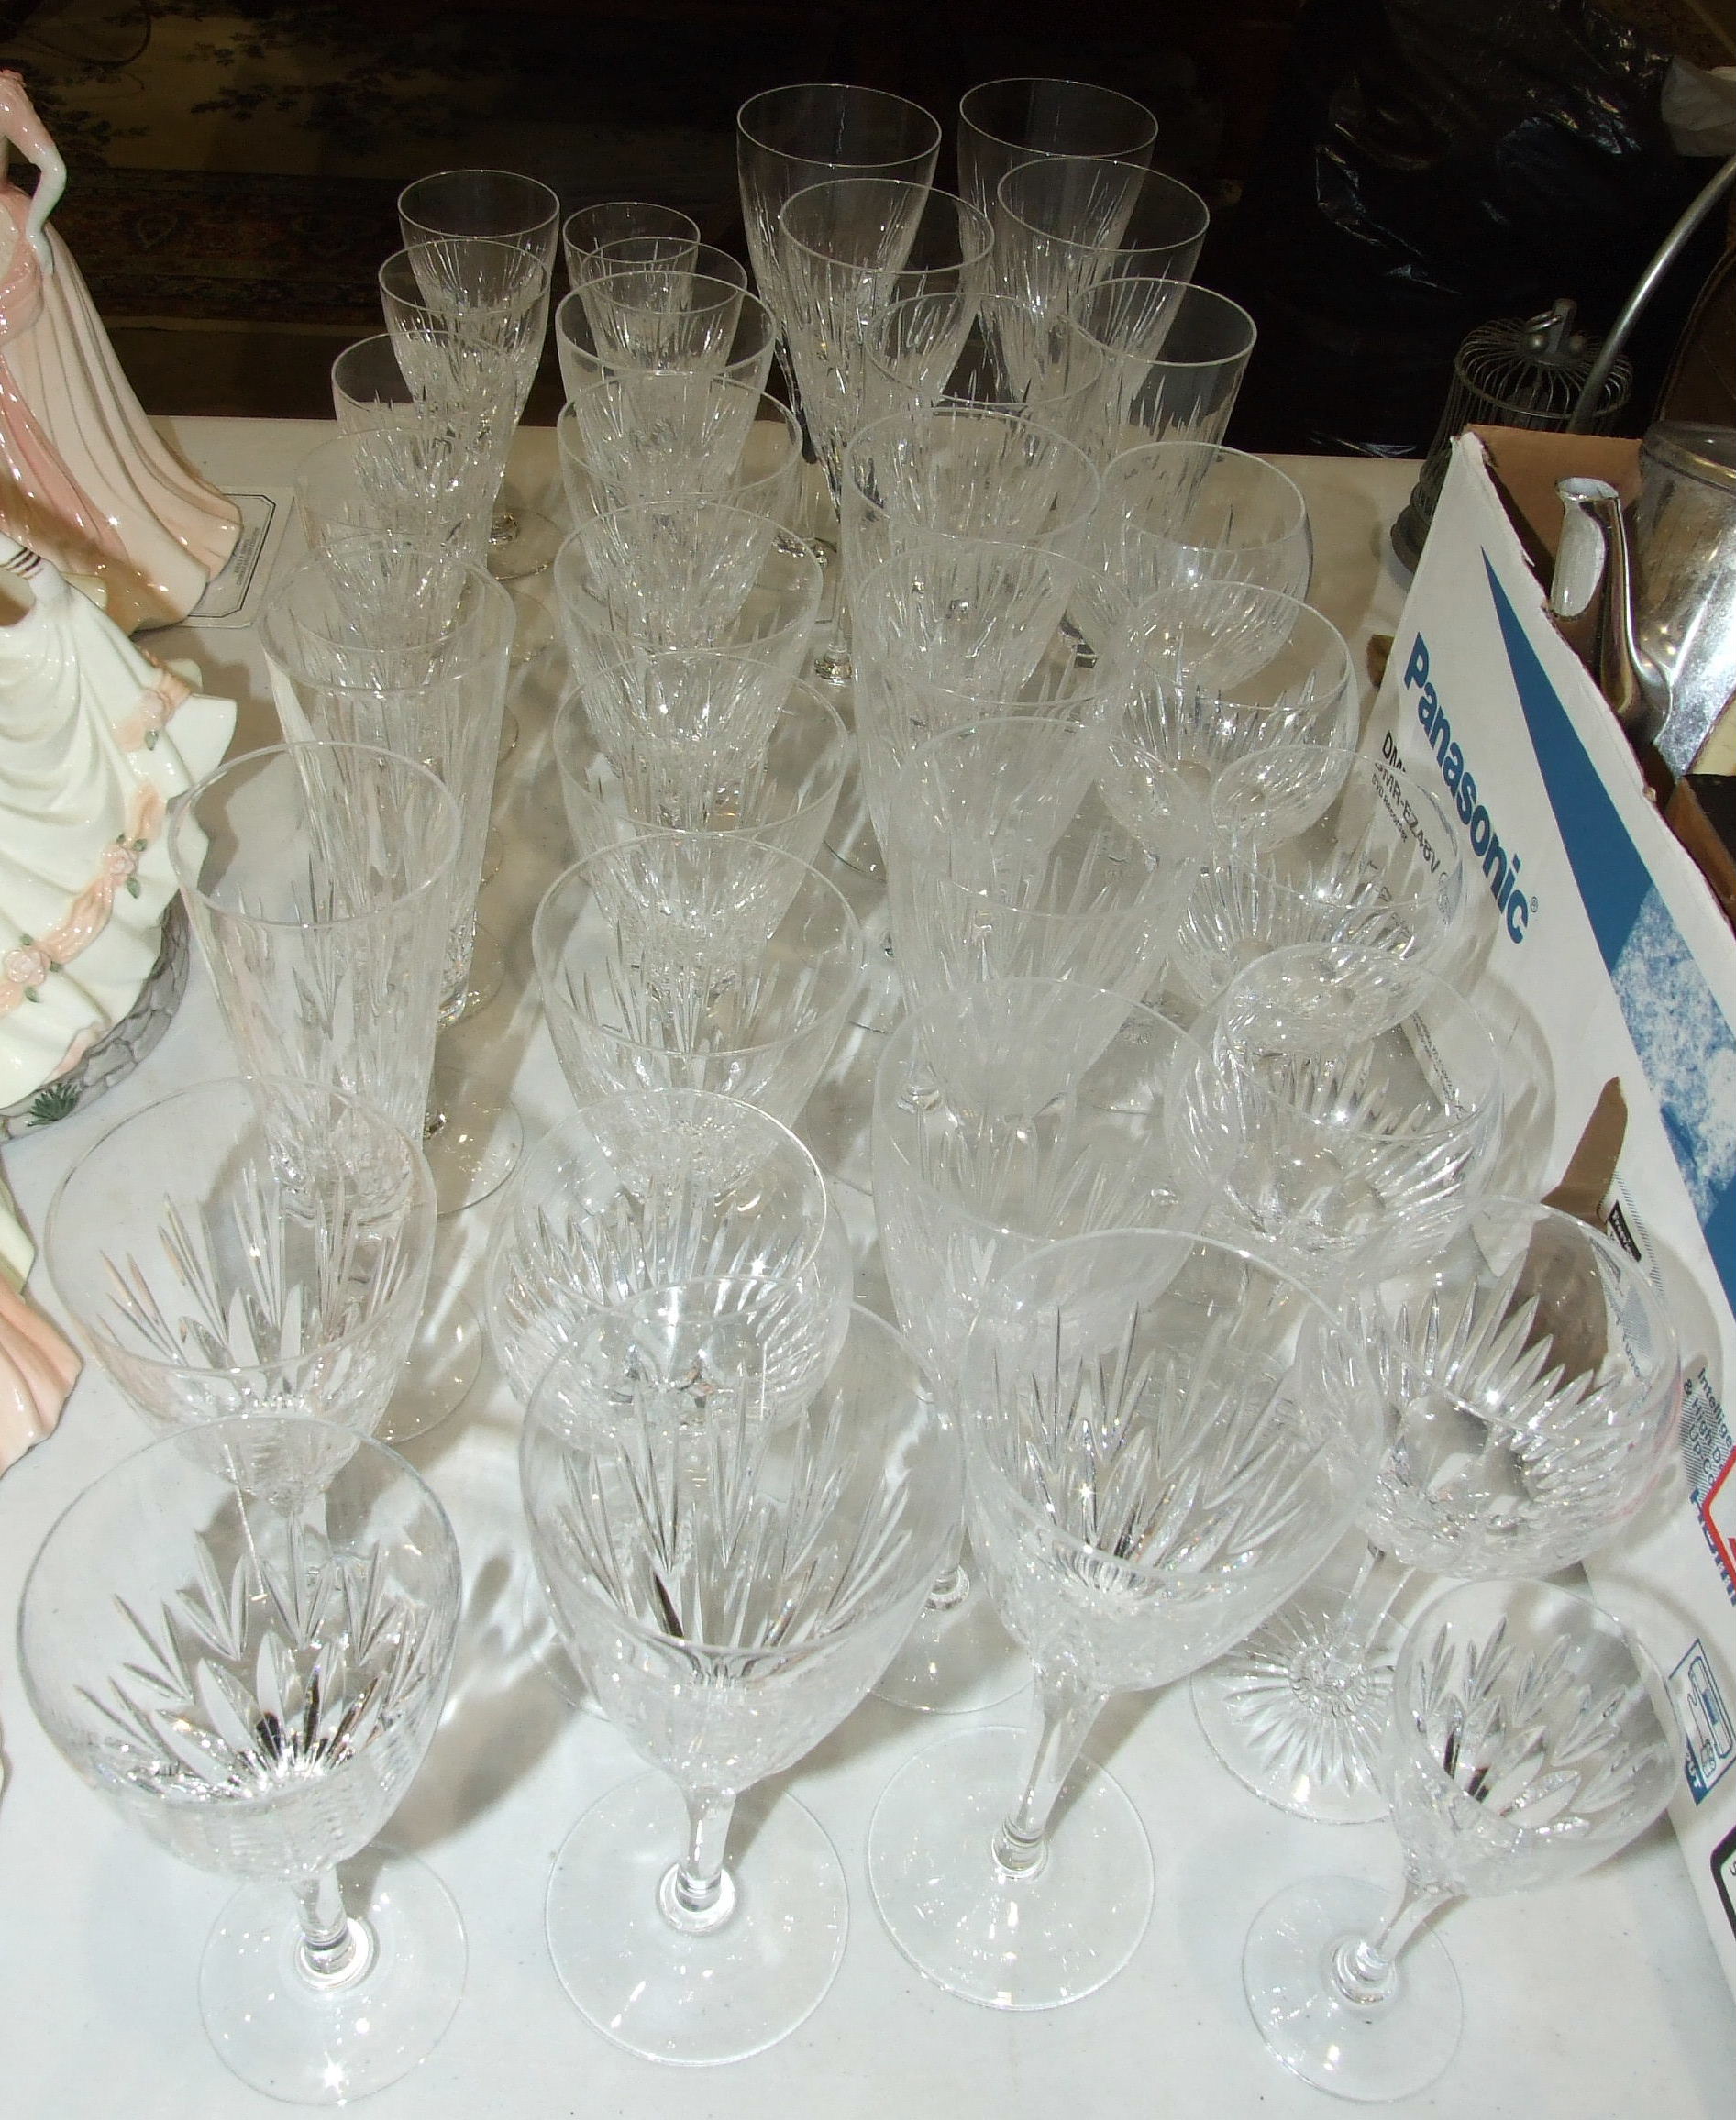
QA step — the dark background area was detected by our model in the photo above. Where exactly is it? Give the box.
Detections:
[3,0,1731,448]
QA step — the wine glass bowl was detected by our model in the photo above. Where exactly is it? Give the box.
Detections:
[45,1077,437,1439]
[1244,1577,1678,2102]
[481,1086,847,1408]
[18,1416,464,2103]
[552,666,848,867]
[1167,944,1505,1289]
[868,1226,1376,2011]
[533,832,864,1118]
[1169,747,1467,1009]
[523,1298,961,2063]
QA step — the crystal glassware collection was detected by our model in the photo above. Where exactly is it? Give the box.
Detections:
[13,80,1691,2111]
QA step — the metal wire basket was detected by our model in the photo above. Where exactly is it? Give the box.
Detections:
[1391,300,1631,569]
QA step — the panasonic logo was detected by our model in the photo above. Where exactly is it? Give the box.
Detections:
[1401,632,1531,944]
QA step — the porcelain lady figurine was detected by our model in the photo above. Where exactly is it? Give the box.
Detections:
[0,70,241,631]
[0,534,234,1112]
[0,1167,77,1474]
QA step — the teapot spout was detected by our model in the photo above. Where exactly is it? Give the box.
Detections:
[1552,477,1671,743]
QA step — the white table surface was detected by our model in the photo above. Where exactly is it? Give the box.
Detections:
[3,419,1734,2119]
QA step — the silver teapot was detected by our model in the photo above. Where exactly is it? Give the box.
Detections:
[1553,422,1736,776]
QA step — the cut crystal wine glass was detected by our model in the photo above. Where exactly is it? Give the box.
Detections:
[735,83,941,414]
[552,499,822,691]
[1197,1196,1682,1822]
[168,742,459,1143]
[1077,438,1311,652]
[868,1226,1376,2009]
[523,1298,961,2062]
[870,984,1207,1713]
[19,1415,464,2103]
[258,534,515,1027]
[852,560,1104,856]
[886,714,1199,1021]
[481,1085,849,1411]
[1167,943,1505,1291]
[552,664,848,867]
[555,282,778,405]
[560,201,700,293]
[1073,278,1257,455]
[558,374,797,513]
[956,77,1157,226]
[1102,580,1357,816]
[1169,745,1467,1010]
[378,235,551,565]
[46,1077,436,1440]
[533,831,864,1121]
[394,170,560,579]
[1244,1577,1678,2100]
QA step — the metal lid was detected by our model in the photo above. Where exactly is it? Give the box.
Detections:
[1641,421,1736,495]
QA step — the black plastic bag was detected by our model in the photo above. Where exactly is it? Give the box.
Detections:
[1216,0,1713,454]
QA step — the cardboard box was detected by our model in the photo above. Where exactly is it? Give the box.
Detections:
[1370,426,1736,1998]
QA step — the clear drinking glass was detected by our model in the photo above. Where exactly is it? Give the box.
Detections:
[552,667,848,867]
[525,1298,962,2063]
[293,427,489,563]
[870,986,1207,1713]
[776,177,994,499]
[956,77,1157,224]
[1103,580,1357,814]
[167,742,459,1143]
[1169,745,1468,1009]
[1197,1197,1682,1823]
[850,546,1100,856]
[167,743,484,1436]
[481,1085,849,1410]
[735,83,942,403]
[395,169,561,578]
[555,282,778,403]
[1077,438,1311,651]
[890,294,1111,453]
[1073,278,1257,454]
[46,1077,436,1439]
[534,832,864,1120]
[561,201,701,293]
[886,714,1199,1019]
[19,1415,464,2103]
[558,376,798,513]
[579,250,749,371]
[258,535,515,1025]
[1167,943,1506,1291]
[379,237,549,495]
[991,162,1209,423]
[868,1226,1376,2009]
[552,499,822,690]
[1244,1578,1678,2101]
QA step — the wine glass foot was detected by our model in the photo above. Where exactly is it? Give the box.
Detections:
[486,503,560,582]
[1244,1874,1461,2102]
[872,1562,1027,1713]
[377,1289,483,1442]
[546,1772,846,2065]
[423,1062,524,1216]
[439,925,507,1025]
[1191,1572,1400,1823]
[200,1849,465,2104]
[867,1724,1152,2008]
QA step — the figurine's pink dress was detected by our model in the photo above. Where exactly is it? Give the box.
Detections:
[0,70,240,631]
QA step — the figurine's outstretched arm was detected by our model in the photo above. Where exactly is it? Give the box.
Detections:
[0,70,66,273]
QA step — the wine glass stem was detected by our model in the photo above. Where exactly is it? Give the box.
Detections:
[991,1667,1108,1877]
[294,1869,373,1988]
[658,1785,740,1934]
[1322,1544,1414,1673]
[1328,1877,1452,2009]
